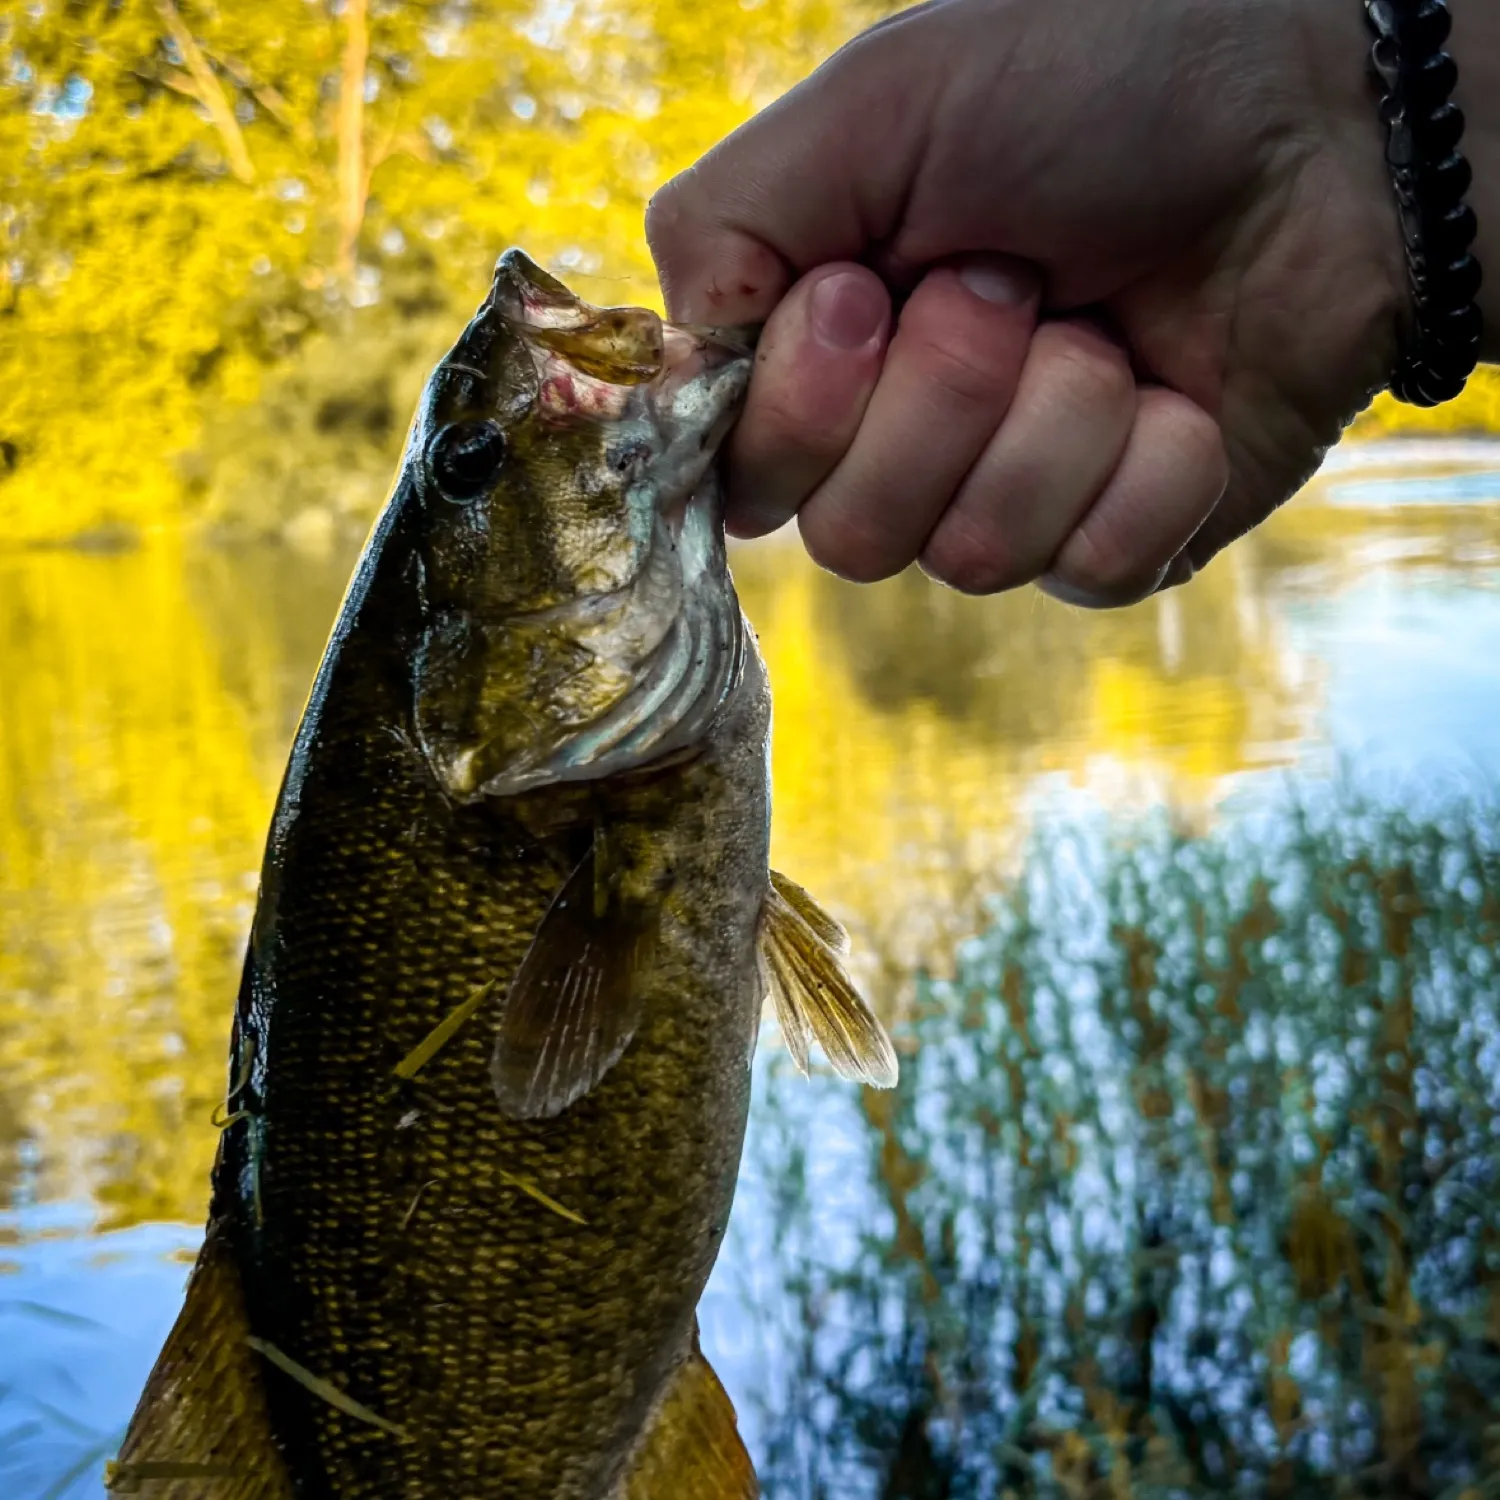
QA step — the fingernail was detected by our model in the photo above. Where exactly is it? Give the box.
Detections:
[809,271,887,351]
[957,256,1041,307]
[1037,572,1111,610]
[1039,562,1170,611]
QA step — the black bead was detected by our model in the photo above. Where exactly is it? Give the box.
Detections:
[1424,254,1483,310]
[1423,150,1472,207]
[1412,101,1464,156]
[1404,51,1458,112]
[1423,201,1477,259]
[1368,0,1483,407]
[1430,301,1483,350]
[1409,1,1452,53]
[1410,363,1468,406]
[1392,370,1439,407]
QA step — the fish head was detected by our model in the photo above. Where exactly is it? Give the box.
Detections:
[406,249,756,802]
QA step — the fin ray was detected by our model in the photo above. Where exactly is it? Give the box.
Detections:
[759,880,898,1089]
[490,838,658,1119]
[769,868,849,954]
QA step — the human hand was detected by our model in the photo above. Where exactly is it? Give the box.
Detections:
[647,0,1422,604]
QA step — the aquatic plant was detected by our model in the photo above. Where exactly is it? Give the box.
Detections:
[738,789,1500,1498]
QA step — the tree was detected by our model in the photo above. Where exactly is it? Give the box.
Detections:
[0,0,895,542]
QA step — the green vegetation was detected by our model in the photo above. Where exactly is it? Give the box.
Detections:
[742,789,1500,1498]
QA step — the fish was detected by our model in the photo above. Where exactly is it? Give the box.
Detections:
[108,249,897,1499]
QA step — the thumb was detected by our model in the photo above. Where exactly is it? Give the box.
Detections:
[645,19,939,324]
[645,178,794,326]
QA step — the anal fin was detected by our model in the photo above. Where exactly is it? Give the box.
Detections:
[760,871,898,1088]
[617,1332,758,1500]
[109,1227,293,1497]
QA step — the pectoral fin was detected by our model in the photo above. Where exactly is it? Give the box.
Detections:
[769,869,849,954]
[617,1331,758,1500]
[490,837,660,1120]
[759,873,898,1088]
[109,1228,293,1497]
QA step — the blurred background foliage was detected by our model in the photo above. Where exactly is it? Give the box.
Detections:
[2,0,1499,548]
[0,0,873,544]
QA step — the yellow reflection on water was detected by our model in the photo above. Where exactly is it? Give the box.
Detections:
[7,459,1495,1233]
[0,539,351,1230]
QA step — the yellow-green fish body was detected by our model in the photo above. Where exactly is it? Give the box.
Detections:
[112,252,894,1500]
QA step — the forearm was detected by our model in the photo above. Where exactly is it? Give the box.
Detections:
[1453,0,1500,362]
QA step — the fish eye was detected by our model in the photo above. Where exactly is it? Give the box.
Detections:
[427,419,508,502]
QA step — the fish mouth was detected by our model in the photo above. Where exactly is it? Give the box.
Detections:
[487,248,754,524]
[421,253,755,803]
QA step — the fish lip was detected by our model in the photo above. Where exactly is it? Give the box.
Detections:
[646,347,750,527]
[488,247,757,375]
[484,247,571,324]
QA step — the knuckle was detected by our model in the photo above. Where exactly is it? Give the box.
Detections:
[749,382,844,460]
[921,515,1034,597]
[1038,325,1135,415]
[909,333,1015,413]
[643,178,688,249]
[799,506,899,584]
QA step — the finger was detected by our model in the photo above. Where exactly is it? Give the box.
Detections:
[797,257,1042,583]
[1039,388,1228,609]
[722,264,891,539]
[919,320,1137,594]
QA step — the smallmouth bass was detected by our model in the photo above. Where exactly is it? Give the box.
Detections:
[111,251,897,1499]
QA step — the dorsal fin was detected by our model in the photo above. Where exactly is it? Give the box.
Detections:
[108,1228,293,1497]
[617,1330,758,1500]
[759,872,898,1088]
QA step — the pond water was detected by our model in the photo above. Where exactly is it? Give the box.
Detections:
[2,438,1500,1497]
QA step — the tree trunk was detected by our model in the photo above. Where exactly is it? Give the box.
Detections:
[156,0,255,184]
[336,0,369,290]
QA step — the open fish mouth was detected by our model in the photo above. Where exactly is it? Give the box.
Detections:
[484,248,755,536]
[417,252,757,803]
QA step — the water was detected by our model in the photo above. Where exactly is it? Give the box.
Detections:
[2,439,1499,1496]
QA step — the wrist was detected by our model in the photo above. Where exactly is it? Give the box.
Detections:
[1302,0,1499,379]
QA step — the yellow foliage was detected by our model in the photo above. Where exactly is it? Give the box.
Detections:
[0,0,886,543]
[2,0,1496,543]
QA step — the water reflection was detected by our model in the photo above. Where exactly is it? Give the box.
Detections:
[1,441,1499,1493]
[0,540,353,1233]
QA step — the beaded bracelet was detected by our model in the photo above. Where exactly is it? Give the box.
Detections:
[1364,0,1483,406]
